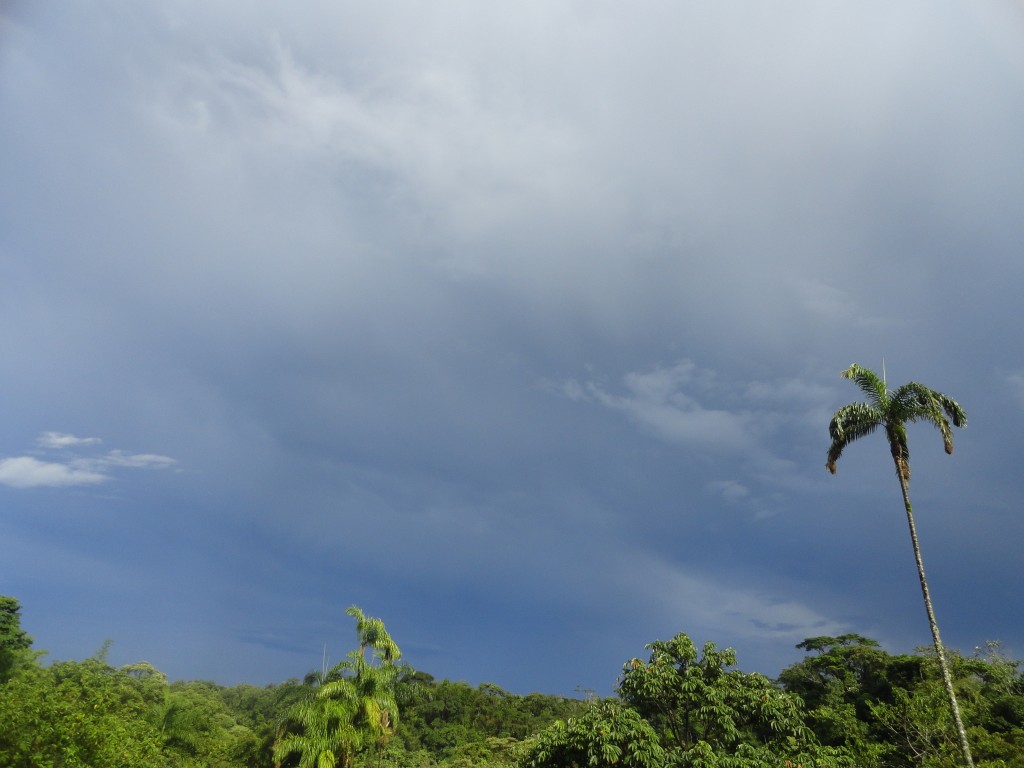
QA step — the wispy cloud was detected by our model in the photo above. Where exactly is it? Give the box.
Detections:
[560,361,826,512]
[36,431,102,449]
[563,360,755,453]
[611,548,846,645]
[0,433,177,489]
[706,479,751,504]
[89,451,178,470]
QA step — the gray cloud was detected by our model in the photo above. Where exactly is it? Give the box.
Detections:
[565,361,756,452]
[1,0,1022,692]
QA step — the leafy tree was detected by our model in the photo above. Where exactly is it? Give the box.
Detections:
[157,680,261,767]
[826,363,972,767]
[0,596,32,683]
[869,680,961,768]
[219,679,310,766]
[524,699,665,768]
[391,674,584,765]
[778,635,925,767]
[900,644,1024,768]
[444,735,528,768]
[617,633,840,768]
[964,642,1024,737]
[0,656,169,768]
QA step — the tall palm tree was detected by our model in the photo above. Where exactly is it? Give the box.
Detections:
[826,363,972,768]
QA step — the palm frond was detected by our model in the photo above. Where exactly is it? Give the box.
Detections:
[888,382,932,421]
[840,364,887,408]
[825,392,885,474]
[826,437,851,474]
[828,401,882,440]
[319,679,359,707]
[891,382,967,455]
[827,403,883,472]
[935,391,967,429]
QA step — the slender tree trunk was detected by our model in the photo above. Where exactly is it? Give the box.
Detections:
[895,470,974,768]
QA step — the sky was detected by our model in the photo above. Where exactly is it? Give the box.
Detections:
[1,0,1023,697]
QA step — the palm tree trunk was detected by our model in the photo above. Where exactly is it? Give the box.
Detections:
[895,470,974,768]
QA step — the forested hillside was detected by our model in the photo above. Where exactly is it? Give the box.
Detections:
[2,596,1022,768]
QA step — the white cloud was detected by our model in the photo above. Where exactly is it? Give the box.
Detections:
[0,434,177,489]
[0,456,107,488]
[36,432,102,449]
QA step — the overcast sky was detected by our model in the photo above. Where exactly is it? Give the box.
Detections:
[2,0,1023,696]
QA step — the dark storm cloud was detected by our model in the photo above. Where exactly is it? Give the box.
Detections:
[1,0,1023,693]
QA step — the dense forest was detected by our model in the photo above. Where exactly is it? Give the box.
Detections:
[2,596,1022,768]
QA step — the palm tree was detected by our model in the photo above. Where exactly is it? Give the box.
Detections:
[345,605,401,663]
[274,694,363,768]
[276,607,402,768]
[327,608,403,764]
[826,363,973,768]
[320,649,401,760]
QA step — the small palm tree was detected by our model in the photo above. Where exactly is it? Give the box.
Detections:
[276,607,402,768]
[274,694,362,768]
[346,605,401,663]
[826,363,973,768]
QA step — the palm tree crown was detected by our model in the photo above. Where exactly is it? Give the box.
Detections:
[826,363,966,480]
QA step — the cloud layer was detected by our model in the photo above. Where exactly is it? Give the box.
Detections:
[1,0,1023,693]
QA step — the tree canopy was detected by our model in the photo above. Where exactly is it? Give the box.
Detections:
[4,595,1023,768]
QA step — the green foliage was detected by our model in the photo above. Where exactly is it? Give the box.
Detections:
[0,656,170,768]
[0,596,33,683]
[275,606,404,768]
[779,638,1024,768]
[158,680,261,767]
[777,634,922,765]
[527,631,861,768]
[7,590,1022,768]
[394,675,586,760]
[869,684,960,768]
[276,694,365,768]
[524,699,665,768]
[348,606,401,663]
[442,735,528,768]
[617,632,819,766]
